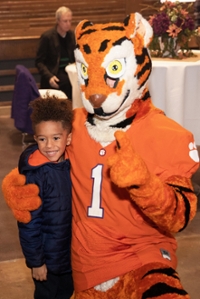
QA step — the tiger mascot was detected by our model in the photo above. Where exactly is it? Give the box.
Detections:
[2,12,200,299]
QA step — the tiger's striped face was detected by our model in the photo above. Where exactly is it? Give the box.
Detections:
[75,13,153,119]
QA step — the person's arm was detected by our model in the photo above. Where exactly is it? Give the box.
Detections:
[35,33,60,89]
[17,172,46,278]
[18,204,46,270]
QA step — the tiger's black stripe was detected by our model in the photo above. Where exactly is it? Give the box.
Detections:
[113,37,127,47]
[140,268,188,298]
[167,183,194,231]
[167,184,194,194]
[135,49,152,90]
[87,113,136,128]
[83,44,91,54]
[142,90,151,101]
[77,29,97,40]
[128,181,192,231]
[142,267,179,280]
[81,21,93,30]
[136,48,150,65]
[124,14,131,26]
[99,40,110,52]
[102,25,125,32]
[142,282,188,298]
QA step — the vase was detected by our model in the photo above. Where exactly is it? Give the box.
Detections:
[158,36,180,58]
[149,35,182,58]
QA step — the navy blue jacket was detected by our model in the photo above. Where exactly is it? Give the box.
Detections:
[18,144,72,275]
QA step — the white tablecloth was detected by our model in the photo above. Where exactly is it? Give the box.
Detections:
[149,50,200,144]
[66,53,200,144]
[39,89,67,99]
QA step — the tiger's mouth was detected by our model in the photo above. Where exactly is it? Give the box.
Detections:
[93,90,130,117]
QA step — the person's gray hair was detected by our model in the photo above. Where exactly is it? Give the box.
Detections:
[55,6,72,21]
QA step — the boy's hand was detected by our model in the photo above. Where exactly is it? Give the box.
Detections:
[2,168,42,223]
[32,264,47,281]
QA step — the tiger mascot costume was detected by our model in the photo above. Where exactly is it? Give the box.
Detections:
[2,12,200,299]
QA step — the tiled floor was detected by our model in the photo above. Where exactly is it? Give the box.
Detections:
[0,115,200,299]
[0,259,34,299]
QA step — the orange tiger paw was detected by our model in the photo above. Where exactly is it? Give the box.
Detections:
[2,168,42,223]
[12,209,32,224]
[107,131,150,188]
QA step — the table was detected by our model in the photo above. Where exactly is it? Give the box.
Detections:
[39,89,67,99]
[66,52,200,144]
[149,50,200,144]
[65,64,83,109]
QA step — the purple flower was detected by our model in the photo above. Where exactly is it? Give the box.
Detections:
[152,12,170,36]
[175,17,183,28]
[182,17,195,31]
[149,1,196,58]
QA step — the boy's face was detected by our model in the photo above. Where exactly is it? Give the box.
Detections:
[34,121,71,162]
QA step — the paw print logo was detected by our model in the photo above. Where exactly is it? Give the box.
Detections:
[189,142,199,162]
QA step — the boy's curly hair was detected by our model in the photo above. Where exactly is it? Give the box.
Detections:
[30,96,73,132]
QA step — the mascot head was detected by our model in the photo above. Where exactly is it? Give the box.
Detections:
[74,13,153,120]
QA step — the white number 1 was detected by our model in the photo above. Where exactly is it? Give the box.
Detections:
[88,164,104,218]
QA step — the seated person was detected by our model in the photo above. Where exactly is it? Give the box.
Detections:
[35,6,76,99]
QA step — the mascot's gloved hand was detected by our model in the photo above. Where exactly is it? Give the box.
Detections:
[2,168,42,223]
[107,131,163,198]
[107,131,197,233]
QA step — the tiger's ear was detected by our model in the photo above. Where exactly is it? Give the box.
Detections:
[124,13,153,47]
[75,20,94,41]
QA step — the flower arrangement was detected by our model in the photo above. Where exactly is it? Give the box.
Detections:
[146,1,197,58]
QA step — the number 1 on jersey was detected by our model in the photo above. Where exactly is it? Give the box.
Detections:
[88,164,104,218]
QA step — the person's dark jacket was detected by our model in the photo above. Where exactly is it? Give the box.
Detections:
[18,143,72,275]
[35,27,76,88]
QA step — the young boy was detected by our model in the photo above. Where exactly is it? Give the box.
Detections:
[17,96,73,299]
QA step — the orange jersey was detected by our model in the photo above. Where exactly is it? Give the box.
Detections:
[67,107,199,292]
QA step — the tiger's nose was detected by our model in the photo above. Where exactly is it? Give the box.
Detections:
[89,94,107,108]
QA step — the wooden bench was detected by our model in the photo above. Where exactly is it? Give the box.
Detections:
[0,0,127,32]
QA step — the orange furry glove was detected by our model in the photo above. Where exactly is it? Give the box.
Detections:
[107,130,163,197]
[2,168,42,223]
[107,131,197,233]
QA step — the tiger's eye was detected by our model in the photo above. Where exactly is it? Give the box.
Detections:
[108,61,122,74]
[106,59,126,78]
[81,63,88,78]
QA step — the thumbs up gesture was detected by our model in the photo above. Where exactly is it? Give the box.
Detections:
[107,130,150,189]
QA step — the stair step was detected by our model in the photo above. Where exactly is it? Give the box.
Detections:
[0,67,38,76]
[0,103,11,117]
[0,82,40,92]
[0,85,14,92]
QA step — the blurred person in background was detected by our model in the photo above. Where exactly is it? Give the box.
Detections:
[35,6,76,99]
